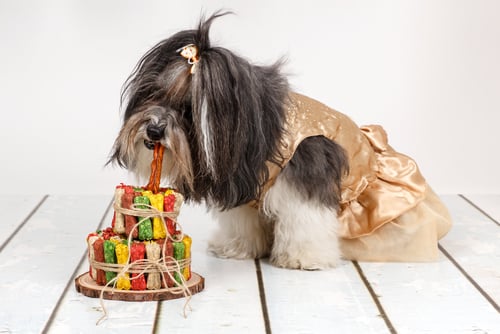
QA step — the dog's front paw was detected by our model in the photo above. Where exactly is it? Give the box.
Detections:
[208,205,272,260]
[208,236,269,260]
[270,248,340,270]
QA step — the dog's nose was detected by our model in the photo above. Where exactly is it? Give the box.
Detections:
[146,125,164,141]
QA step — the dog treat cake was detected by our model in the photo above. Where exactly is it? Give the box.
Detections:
[75,143,204,305]
[86,184,191,290]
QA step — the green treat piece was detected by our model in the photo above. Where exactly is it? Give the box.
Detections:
[103,240,117,283]
[134,195,151,208]
[173,241,185,284]
[134,196,153,240]
[138,218,153,240]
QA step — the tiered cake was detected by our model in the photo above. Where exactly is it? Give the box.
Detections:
[75,144,204,302]
[86,184,191,290]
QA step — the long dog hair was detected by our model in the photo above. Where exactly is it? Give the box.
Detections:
[109,11,296,209]
[109,11,349,268]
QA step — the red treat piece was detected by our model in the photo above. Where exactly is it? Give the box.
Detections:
[100,227,116,240]
[122,192,138,239]
[130,242,147,291]
[164,194,176,236]
[123,185,135,194]
[157,239,175,288]
[93,238,106,285]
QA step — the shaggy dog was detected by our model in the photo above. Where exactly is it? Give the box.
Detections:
[109,12,452,269]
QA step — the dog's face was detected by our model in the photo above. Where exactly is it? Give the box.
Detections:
[108,12,289,209]
[110,103,194,189]
[108,27,201,192]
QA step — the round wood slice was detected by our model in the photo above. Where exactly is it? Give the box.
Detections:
[75,272,204,301]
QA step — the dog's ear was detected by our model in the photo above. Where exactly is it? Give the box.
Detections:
[164,113,194,191]
[173,10,290,209]
[107,111,145,169]
[188,40,287,177]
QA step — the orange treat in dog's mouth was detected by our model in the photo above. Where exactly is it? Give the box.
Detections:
[144,143,165,194]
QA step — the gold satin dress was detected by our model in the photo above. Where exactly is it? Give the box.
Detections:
[258,93,452,262]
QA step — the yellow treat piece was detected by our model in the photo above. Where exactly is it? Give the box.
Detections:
[182,235,192,280]
[144,192,166,239]
[115,243,131,290]
[109,237,121,245]
[142,190,153,197]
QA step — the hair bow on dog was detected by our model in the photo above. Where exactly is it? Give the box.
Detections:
[177,44,199,74]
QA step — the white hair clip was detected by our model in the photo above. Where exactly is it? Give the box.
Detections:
[177,44,199,74]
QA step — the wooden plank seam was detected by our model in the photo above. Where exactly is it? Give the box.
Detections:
[438,244,499,313]
[152,300,163,333]
[0,195,48,254]
[352,261,397,334]
[255,259,272,334]
[459,195,500,227]
[41,197,114,333]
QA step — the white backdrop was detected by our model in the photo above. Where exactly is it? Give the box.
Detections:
[1,0,499,195]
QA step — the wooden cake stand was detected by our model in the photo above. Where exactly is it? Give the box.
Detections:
[75,272,204,301]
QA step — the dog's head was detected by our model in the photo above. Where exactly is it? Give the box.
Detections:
[108,11,289,208]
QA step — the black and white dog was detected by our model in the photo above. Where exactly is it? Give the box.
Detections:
[109,12,349,269]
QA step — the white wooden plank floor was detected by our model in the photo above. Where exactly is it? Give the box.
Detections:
[0,194,498,334]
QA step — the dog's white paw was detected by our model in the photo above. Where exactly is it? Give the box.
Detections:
[208,205,272,260]
[270,245,340,270]
[208,237,268,259]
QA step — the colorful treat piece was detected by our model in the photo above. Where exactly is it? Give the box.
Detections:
[145,241,162,290]
[157,239,175,288]
[143,191,166,239]
[103,240,117,283]
[113,185,126,234]
[100,227,116,240]
[164,191,177,236]
[93,238,106,285]
[123,187,138,239]
[182,235,192,281]
[173,241,185,285]
[134,196,153,241]
[130,242,147,290]
[87,233,99,280]
[115,243,131,290]
[144,143,165,194]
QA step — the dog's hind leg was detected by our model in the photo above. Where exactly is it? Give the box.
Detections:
[263,136,347,270]
[208,205,273,259]
[263,174,341,269]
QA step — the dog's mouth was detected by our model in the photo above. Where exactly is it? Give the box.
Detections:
[144,139,156,150]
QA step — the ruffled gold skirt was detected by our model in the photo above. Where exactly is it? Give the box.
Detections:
[261,93,452,262]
